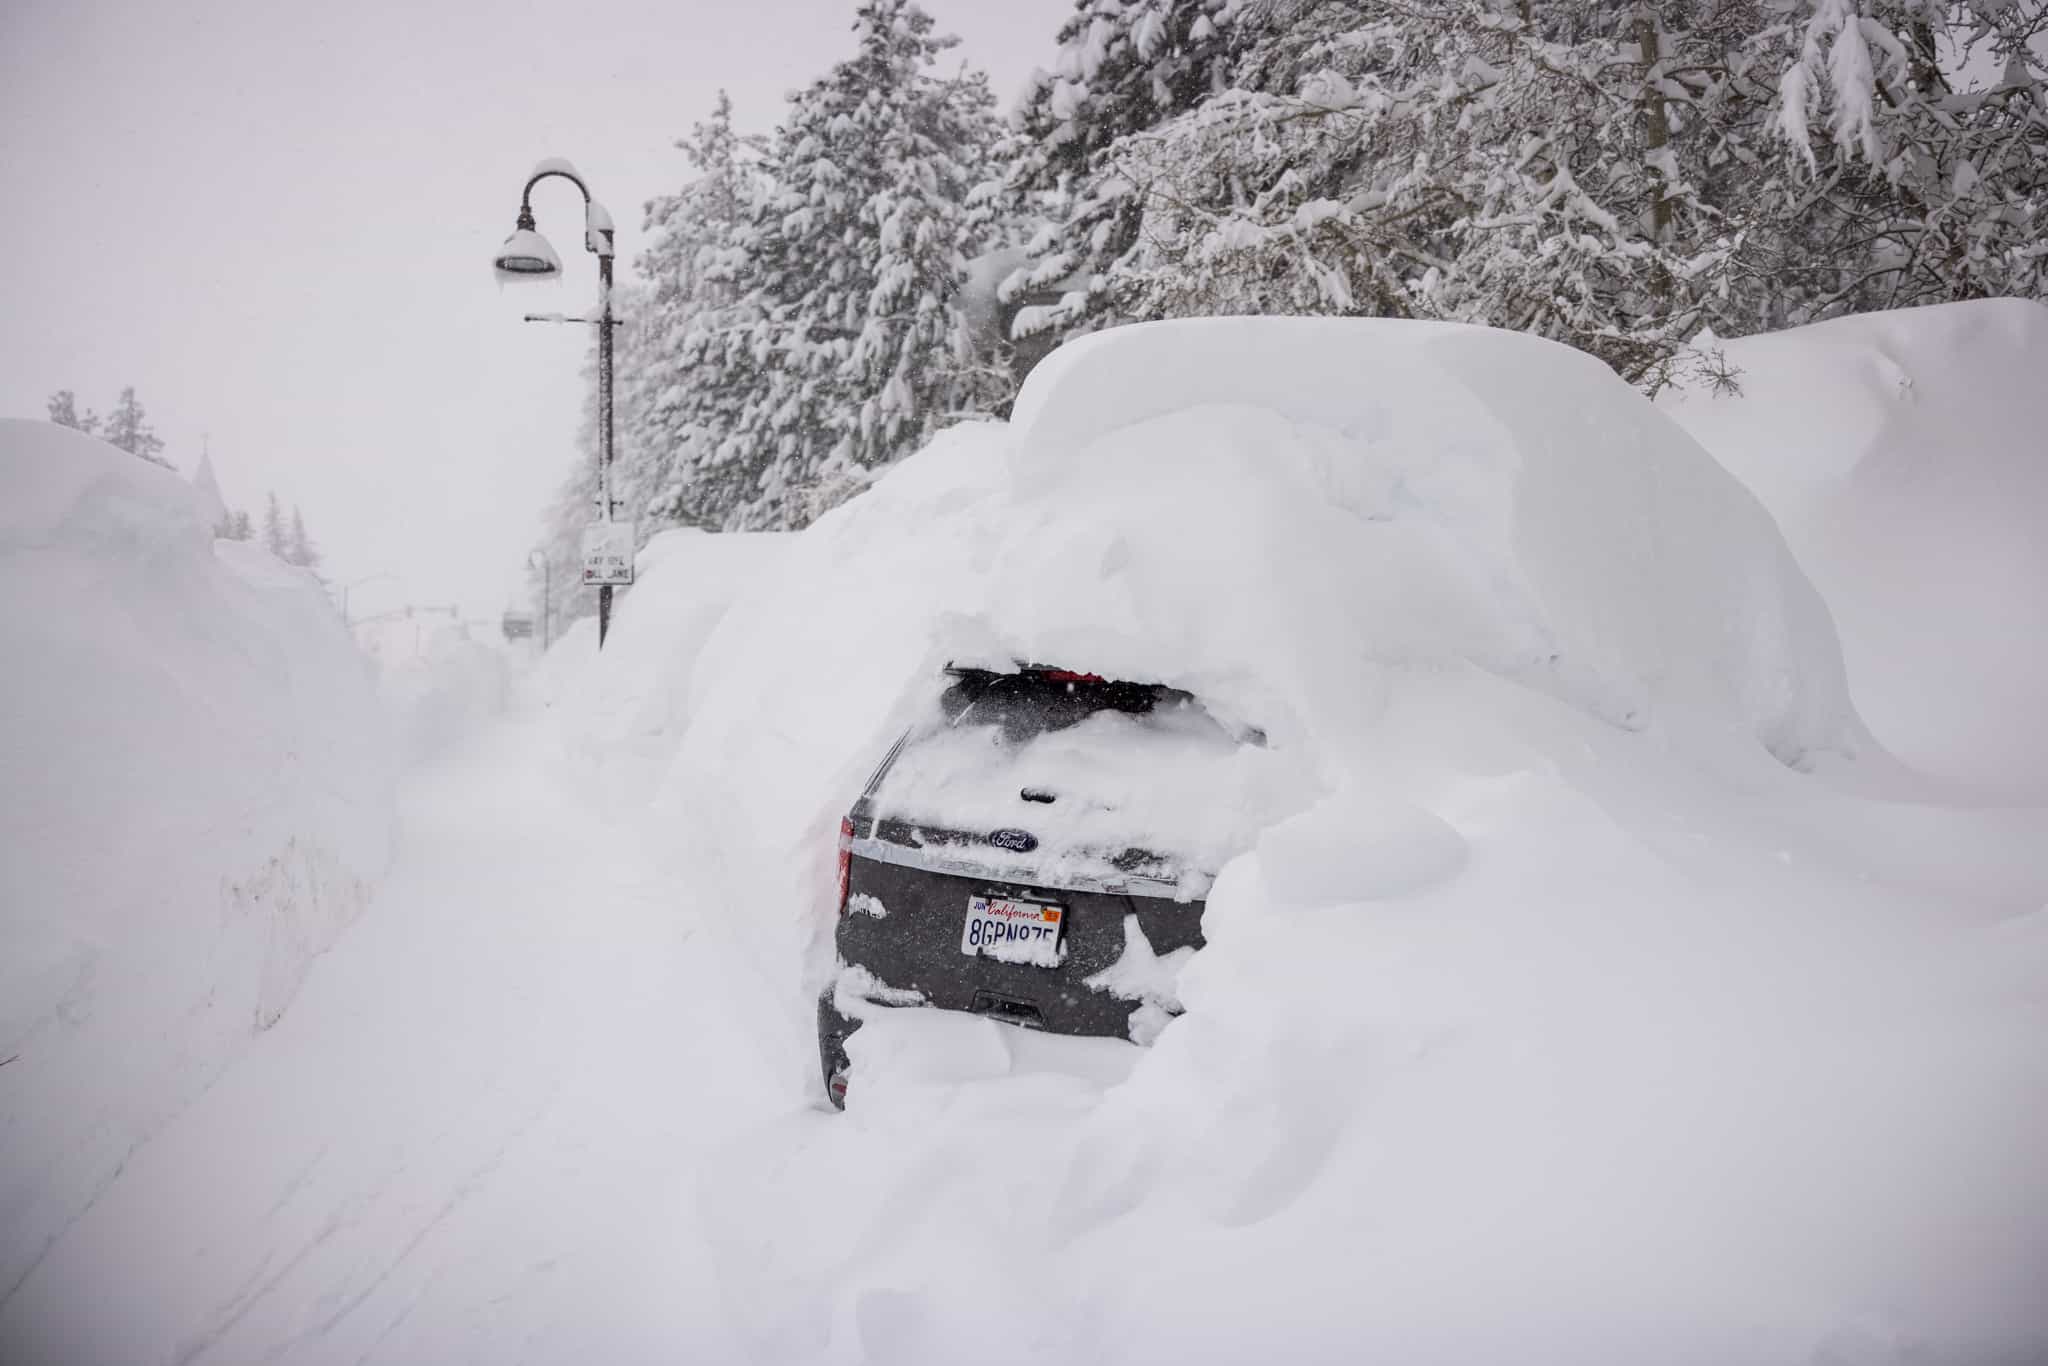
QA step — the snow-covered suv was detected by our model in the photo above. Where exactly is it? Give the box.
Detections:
[817,664,1270,1107]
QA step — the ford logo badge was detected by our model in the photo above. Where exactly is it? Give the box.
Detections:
[987,828,1039,853]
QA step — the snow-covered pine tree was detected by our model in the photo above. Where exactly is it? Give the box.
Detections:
[262,493,288,558]
[101,387,172,468]
[1021,2,1755,382]
[287,506,322,575]
[705,0,1002,528]
[998,0,1241,342]
[624,92,769,531]
[1004,0,2042,386]
[840,13,1005,473]
[1058,3,1441,326]
[46,390,100,436]
[1382,0,1755,384]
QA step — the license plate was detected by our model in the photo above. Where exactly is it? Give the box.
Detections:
[960,895,1065,968]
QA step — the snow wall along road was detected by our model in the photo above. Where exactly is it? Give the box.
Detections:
[0,420,396,1324]
[616,319,2048,1362]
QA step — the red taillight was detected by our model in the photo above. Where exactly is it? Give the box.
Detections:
[1041,669,1104,683]
[835,817,854,915]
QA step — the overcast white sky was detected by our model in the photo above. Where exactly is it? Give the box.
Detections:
[0,0,1070,622]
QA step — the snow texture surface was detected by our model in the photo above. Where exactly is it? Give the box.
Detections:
[4,313,2047,1365]
[1662,299,2048,803]
[650,317,2048,1363]
[0,420,395,1341]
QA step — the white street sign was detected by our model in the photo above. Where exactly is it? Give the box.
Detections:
[581,521,635,586]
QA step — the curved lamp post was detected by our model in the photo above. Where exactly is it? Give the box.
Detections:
[493,159,622,648]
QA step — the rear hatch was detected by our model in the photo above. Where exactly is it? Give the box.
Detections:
[833,667,1288,1040]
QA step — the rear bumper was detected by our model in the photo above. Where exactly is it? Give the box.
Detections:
[839,852,1195,1030]
[817,848,1206,1106]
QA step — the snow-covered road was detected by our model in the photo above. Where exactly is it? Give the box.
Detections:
[6,713,785,1364]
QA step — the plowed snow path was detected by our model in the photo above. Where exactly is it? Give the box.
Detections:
[7,716,788,1365]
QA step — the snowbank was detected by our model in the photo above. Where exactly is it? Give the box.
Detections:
[1661,299,2048,802]
[529,527,791,806]
[639,317,2048,1360]
[1000,318,1860,765]
[0,421,395,1315]
[14,310,2035,1363]
[660,318,1871,994]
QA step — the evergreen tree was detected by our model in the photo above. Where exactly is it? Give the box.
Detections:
[262,493,288,558]
[998,0,1242,340]
[1012,0,1724,374]
[287,506,322,574]
[46,390,100,436]
[101,387,172,468]
[1013,0,2045,387]
[693,0,1004,528]
[626,92,768,531]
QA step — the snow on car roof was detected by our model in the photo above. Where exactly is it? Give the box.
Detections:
[982,316,1861,770]
[866,681,1310,889]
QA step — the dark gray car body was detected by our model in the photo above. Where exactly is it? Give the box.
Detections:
[817,669,1222,1106]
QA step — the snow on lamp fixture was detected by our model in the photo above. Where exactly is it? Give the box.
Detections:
[493,209,561,280]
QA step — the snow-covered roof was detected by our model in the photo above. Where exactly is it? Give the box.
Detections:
[189,448,228,526]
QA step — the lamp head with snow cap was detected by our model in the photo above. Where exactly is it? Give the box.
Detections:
[492,205,562,282]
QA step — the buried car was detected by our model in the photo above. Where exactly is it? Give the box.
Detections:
[817,663,1292,1107]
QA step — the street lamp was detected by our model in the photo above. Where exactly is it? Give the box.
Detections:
[526,548,552,651]
[493,157,625,648]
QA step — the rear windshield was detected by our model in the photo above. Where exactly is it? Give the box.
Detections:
[859,668,1301,881]
[938,670,1186,744]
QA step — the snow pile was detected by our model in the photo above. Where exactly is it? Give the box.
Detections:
[662,318,1867,990]
[996,319,1861,765]
[0,420,395,1315]
[529,527,790,806]
[1660,298,2048,802]
[649,318,2047,1360]
[3,313,2036,1363]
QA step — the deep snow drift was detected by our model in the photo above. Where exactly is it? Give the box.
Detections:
[3,311,2044,1365]
[646,318,2048,1362]
[527,527,791,808]
[0,421,394,1336]
[661,317,1884,1010]
[1660,299,2048,804]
